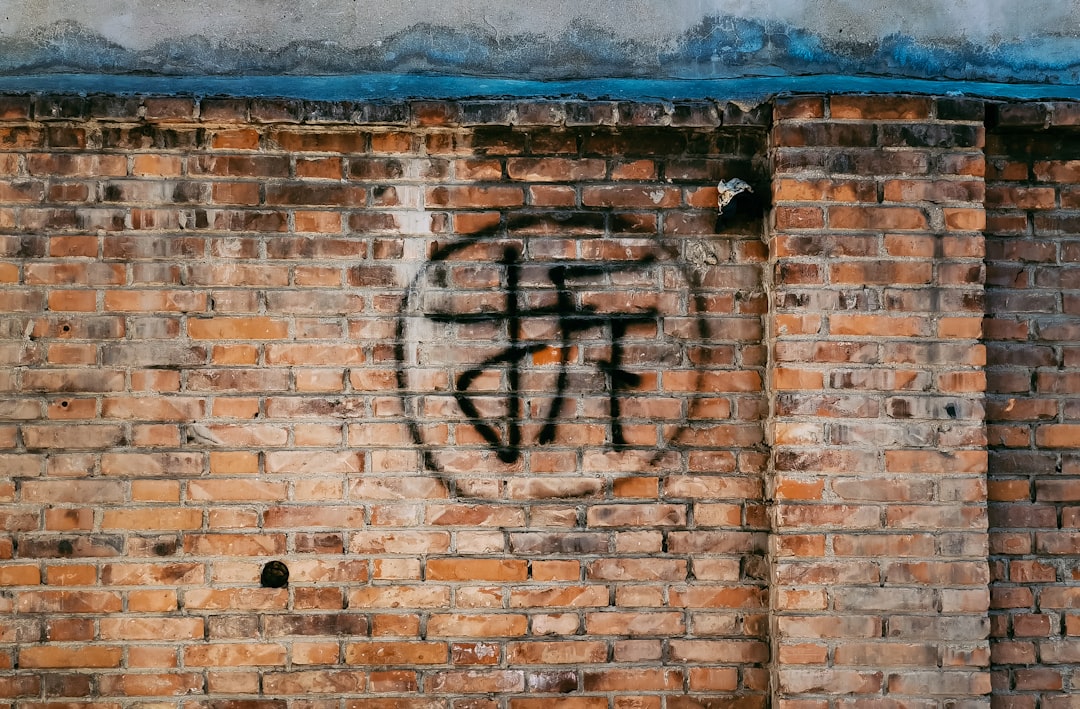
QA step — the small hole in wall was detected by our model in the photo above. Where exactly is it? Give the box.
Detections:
[61,325,70,333]
[260,560,290,588]
[60,401,69,408]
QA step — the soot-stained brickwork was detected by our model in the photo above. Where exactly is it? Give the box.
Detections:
[0,93,1077,707]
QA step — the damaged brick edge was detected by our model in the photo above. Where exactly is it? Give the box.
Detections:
[986,101,1080,129]
[0,94,773,128]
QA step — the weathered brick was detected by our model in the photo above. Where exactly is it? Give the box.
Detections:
[19,646,122,669]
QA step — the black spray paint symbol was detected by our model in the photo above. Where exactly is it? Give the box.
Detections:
[427,246,656,463]
[396,232,707,474]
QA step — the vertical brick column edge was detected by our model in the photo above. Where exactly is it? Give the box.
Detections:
[984,102,1080,709]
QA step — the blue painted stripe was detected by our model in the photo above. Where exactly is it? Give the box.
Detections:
[0,73,1078,101]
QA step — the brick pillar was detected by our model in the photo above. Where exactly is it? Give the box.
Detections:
[767,95,992,705]
[984,102,1080,709]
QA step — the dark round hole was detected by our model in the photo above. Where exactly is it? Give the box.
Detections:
[260,560,290,589]
[60,401,69,408]
[61,325,70,333]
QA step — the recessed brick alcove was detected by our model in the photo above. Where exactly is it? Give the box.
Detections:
[0,93,1074,708]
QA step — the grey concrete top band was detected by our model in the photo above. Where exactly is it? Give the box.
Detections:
[1,0,1079,86]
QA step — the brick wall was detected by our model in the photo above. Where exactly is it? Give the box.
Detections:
[0,92,1075,707]
[0,96,773,709]
[985,103,1080,708]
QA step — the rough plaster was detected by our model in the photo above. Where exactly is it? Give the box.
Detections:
[0,0,1078,84]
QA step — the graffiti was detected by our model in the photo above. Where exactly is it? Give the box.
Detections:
[396,231,707,474]
[429,246,660,462]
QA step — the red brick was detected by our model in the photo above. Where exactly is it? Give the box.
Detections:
[184,644,287,667]
[581,185,679,208]
[774,178,876,203]
[775,206,825,229]
[507,158,605,181]
[510,700,606,709]
[427,614,528,638]
[829,206,928,231]
[344,642,447,665]
[188,317,289,339]
[269,130,366,153]
[775,97,825,119]
[832,261,932,285]
[19,646,122,669]
[829,314,928,337]
[944,208,986,231]
[1036,425,1080,448]
[266,183,366,206]
[830,96,933,120]
[884,179,985,204]
[585,612,684,636]
[101,508,203,530]
[426,185,523,208]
